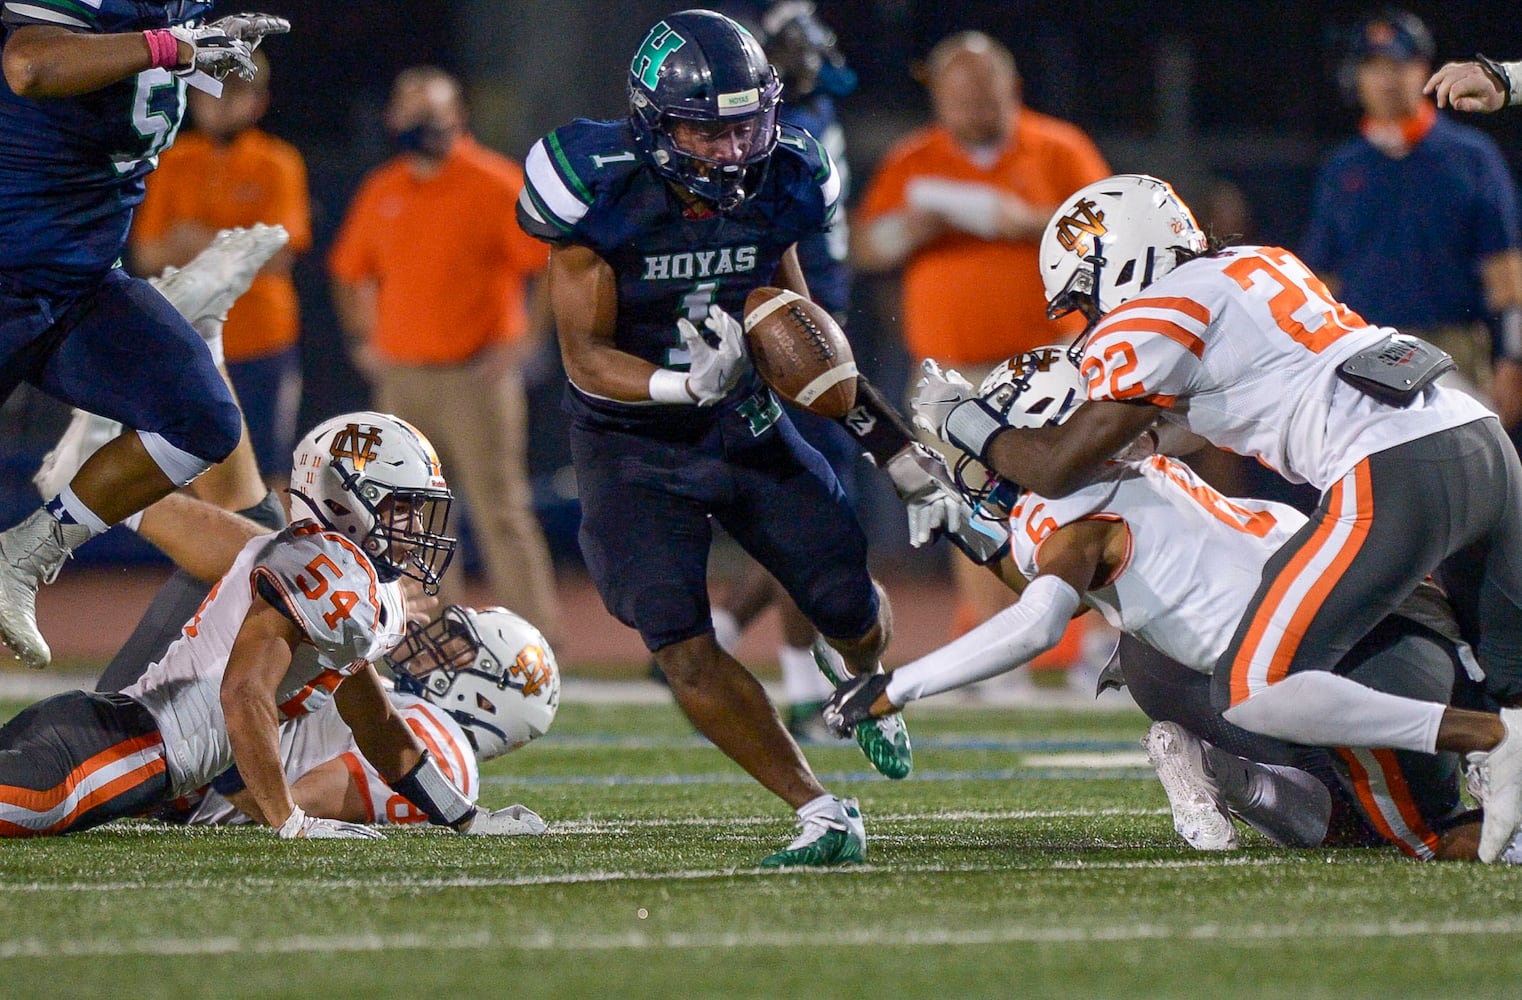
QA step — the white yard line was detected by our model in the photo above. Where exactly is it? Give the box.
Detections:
[2,913,1520,959]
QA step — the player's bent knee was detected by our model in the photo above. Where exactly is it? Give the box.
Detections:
[803,572,880,651]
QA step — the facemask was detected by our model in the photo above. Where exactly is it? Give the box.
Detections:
[391,121,453,159]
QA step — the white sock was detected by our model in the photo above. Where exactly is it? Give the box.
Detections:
[797,793,837,821]
[781,643,834,704]
[1223,671,1444,753]
[711,608,741,655]
[52,486,108,535]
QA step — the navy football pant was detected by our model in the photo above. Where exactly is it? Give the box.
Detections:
[0,268,241,464]
[572,411,878,652]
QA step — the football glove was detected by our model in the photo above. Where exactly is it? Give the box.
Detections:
[885,443,969,548]
[207,13,292,51]
[168,23,257,81]
[277,805,384,840]
[822,672,895,739]
[678,304,750,406]
[463,804,548,837]
[911,358,976,442]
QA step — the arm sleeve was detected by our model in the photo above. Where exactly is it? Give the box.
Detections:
[885,574,1081,704]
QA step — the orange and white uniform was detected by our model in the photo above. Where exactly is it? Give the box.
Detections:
[1008,456,1303,672]
[187,691,477,827]
[1078,245,1492,491]
[123,522,407,799]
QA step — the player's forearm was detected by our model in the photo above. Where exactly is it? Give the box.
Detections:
[884,575,1081,705]
[563,339,670,403]
[3,27,180,99]
[223,691,296,827]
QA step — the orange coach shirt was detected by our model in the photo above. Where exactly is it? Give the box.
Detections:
[134,128,312,362]
[858,109,1110,365]
[328,136,547,366]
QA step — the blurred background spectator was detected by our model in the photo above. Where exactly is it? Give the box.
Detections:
[131,50,312,495]
[1301,9,1522,436]
[328,66,560,643]
[851,29,1108,684]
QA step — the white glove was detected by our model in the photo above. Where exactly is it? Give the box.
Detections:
[168,23,258,81]
[912,358,976,442]
[677,304,750,406]
[885,444,970,548]
[207,12,292,52]
[463,804,548,837]
[277,805,384,840]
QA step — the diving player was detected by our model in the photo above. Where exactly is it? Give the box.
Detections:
[0,4,288,670]
[517,9,898,866]
[831,348,1499,861]
[918,174,1522,863]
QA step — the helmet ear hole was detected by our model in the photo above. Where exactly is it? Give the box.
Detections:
[1114,259,1136,287]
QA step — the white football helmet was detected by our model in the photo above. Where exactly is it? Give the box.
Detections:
[288,411,456,593]
[388,605,560,761]
[1040,174,1207,325]
[978,346,1086,430]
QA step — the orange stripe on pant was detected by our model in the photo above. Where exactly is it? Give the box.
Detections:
[1229,461,1374,705]
[1336,747,1440,859]
[0,732,163,813]
[0,755,166,837]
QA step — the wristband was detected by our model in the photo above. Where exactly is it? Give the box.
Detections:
[277,805,306,838]
[649,368,697,404]
[943,397,1008,464]
[1476,53,1519,108]
[143,29,181,71]
[389,749,476,829]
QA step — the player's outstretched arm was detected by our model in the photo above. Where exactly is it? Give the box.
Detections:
[3,24,170,98]
[823,519,1113,734]
[970,400,1161,499]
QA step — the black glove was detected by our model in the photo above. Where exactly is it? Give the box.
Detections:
[822,672,894,739]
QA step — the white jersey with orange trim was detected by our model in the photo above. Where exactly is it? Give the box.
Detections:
[123,521,408,797]
[1078,245,1493,490]
[187,691,479,827]
[1008,455,1304,672]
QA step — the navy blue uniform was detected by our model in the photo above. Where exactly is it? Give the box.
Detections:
[0,0,239,464]
[519,117,877,651]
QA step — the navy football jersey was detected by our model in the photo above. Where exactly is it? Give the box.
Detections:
[518,117,841,430]
[0,0,212,294]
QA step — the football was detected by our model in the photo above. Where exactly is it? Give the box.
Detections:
[742,287,858,418]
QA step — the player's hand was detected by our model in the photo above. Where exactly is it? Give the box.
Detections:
[912,358,976,441]
[277,805,384,840]
[207,13,291,52]
[1425,60,1507,113]
[884,444,969,547]
[168,24,257,81]
[678,305,750,406]
[822,672,895,738]
[462,804,548,836]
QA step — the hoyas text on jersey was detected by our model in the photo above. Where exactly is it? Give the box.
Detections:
[641,246,758,282]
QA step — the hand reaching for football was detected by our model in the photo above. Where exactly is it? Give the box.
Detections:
[912,358,976,441]
[822,672,896,739]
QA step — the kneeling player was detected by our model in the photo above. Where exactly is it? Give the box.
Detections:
[0,412,525,838]
[832,348,1501,861]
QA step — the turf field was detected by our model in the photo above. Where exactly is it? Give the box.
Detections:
[1,690,1520,999]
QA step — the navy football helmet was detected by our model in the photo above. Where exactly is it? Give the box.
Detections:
[629,10,782,210]
[760,2,857,100]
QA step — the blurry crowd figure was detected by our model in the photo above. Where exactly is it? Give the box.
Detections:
[329,67,560,644]
[852,30,1109,683]
[1302,10,1522,434]
[132,50,311,495]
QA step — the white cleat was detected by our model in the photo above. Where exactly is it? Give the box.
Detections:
[150,223,289,333]
[0,509,81,670]
[1475,708,1522,863]
[32,408,123,501]
[1141,721,1239,851]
